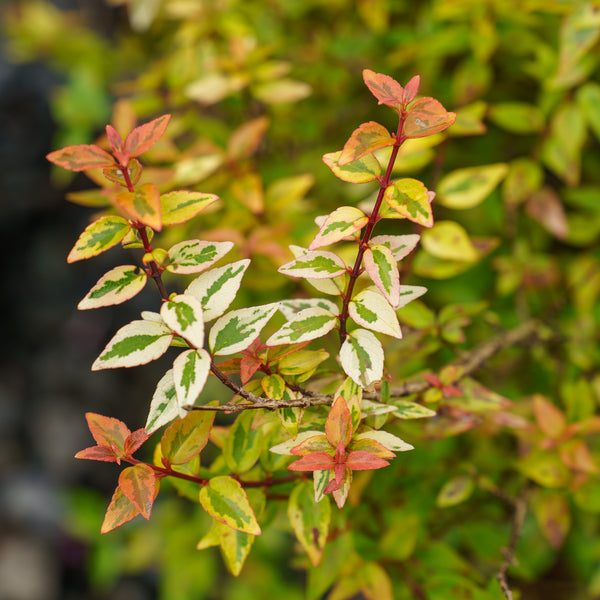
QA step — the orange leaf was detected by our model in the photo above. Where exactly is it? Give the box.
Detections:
[118,464,160,519]
[363,69,404,110]
[345,451,390,470]
[101,486,140,534]
[47,144,114,172]
[404,97,456,138]
[288,452,335,471]
[403,75,420,105]
[325,397,353,448]
[85,413,130,453]
[533,395,566,439]
[124,428,150,456]
[116,183,162,230]
[124,114,171,158]
[106,125,125,160]
[339,121,395,166]
[74,445,119,462]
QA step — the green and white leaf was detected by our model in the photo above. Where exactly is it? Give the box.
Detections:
[397,285,428,309]
[145,369,179,434]
[185,259,250,321]
[197,519,255,576]
[340,329,384,388]
[349,289,402,339]
[78,265,147,310]
[308,206,368,250]
[160,294,204,348]
[270,430,323,455]
[364,245,400,307]
[288,481,331,567]
[279,249,347,280]
[313,468,330,503]
[173,348,211,415]
[92,320,173,370]
[67,216,131,263]
[161,191,219,226]
[199,476,261,535]
[209,303,279,355]
[140,310,163,323]
[277,388,304,438]
[370,234,420,262]
[360,399,399,416]
[266,307,338,345]
[353,430,414,452]
[166,240,234,274]
[393,400,437,419]
[279,298,339,320]
[288,245,344,295]
[322,150,381,184]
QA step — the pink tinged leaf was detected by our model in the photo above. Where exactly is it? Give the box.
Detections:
[124,428,150,456]
[103,159,143,187]
[288,452,336,472]
[290,434,330,456]
[362,69,404,110]
[403,97,457,138]
[363,245,400,307]
[338,121,396,166]
[124,114,171,158]
[101,486,140,534]
[345,451,390,471]
[442,384,462,398]
[323,470,346,495]
[526,187,568,240]
[309,206,369,250]
[116,183,162,231]
[325,397,353,448]
[533,395,566,439]
[331,470,352,508]
[118,464,159,520]
[240,355,263,385]
[85,413,131,452]
[74,445,119,462]
[106,125,125,157]
[46,144,115,171]
[403,75,420,105]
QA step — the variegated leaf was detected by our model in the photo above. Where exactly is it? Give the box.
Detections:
[161,191,219,226]
[397,285,428,309]
[269,430,324,455]
[223,410,263,473]
[353,430,414,452]
[166,240,234,275]
[340,329,384,388]
[199,476,261,535]
[145,370,178,433]
[404,97,456,138]
[313,468,330,503]
[78,265,147,310]
[67,216,131,263]
[339,121,395,166]
[47,144,114,172]
[393,400,437,419]
[349,289,402,339]
[266,307,338,346]
[279,298,339,320]
[173,349,211,415]
[160,294,204,348]
[322,150,381,184]
[161,410,215,465]
[383,178,433,228]
[101,486,140,534]
[185,259,250,322]
[92,320,173,370]
[362,69,404,110]
[116,183,162,231]
[277,388,304,437]
[118,463,159,519]
[124,114,171,158]
[370,234,420,262]
[335,378,362,432]
[364,245,400,307]
[279,250,347,280]
[261,374,286,400]
[287,246,344,295]
[209,303,279,355]
[309,206,368,250]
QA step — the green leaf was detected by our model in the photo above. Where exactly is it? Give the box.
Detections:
[47,144,115,172]
[224,411,263,473]
[160,410,215,465]
[160,294,204,348]
[420,221,479,261]
[279,249,347,279]
[78,265,147,310]
[339,121,395,166]
[209,303,279,355]
[288,481,331,567]
[577,82,600,142]
[161,191,219,226]
[363,245,400,307]
[309,206,369,250]
[340,329,384,388]
[436,475,475,508]
[67,216,131,263]
[369,234,420,262]
[101,486,140,534]
[166,240,234,275]
[392,400,436,419]
[116,183,162,230]
[145,369,179,434]
[92,319,173,370]
[266,307,338,345]
[322,151,381,184]
[383,178,433,227]
[118,463,159,519]
[185,259,250,322]
[488,102,544,134]
[437,163,508,209]
[532,490,571,550]
[349,289,401,339]
[518,451,571,488]
[173,349,211,414]
[278,349,329,375]
[199,476,261,535]
[404,97,456,138]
